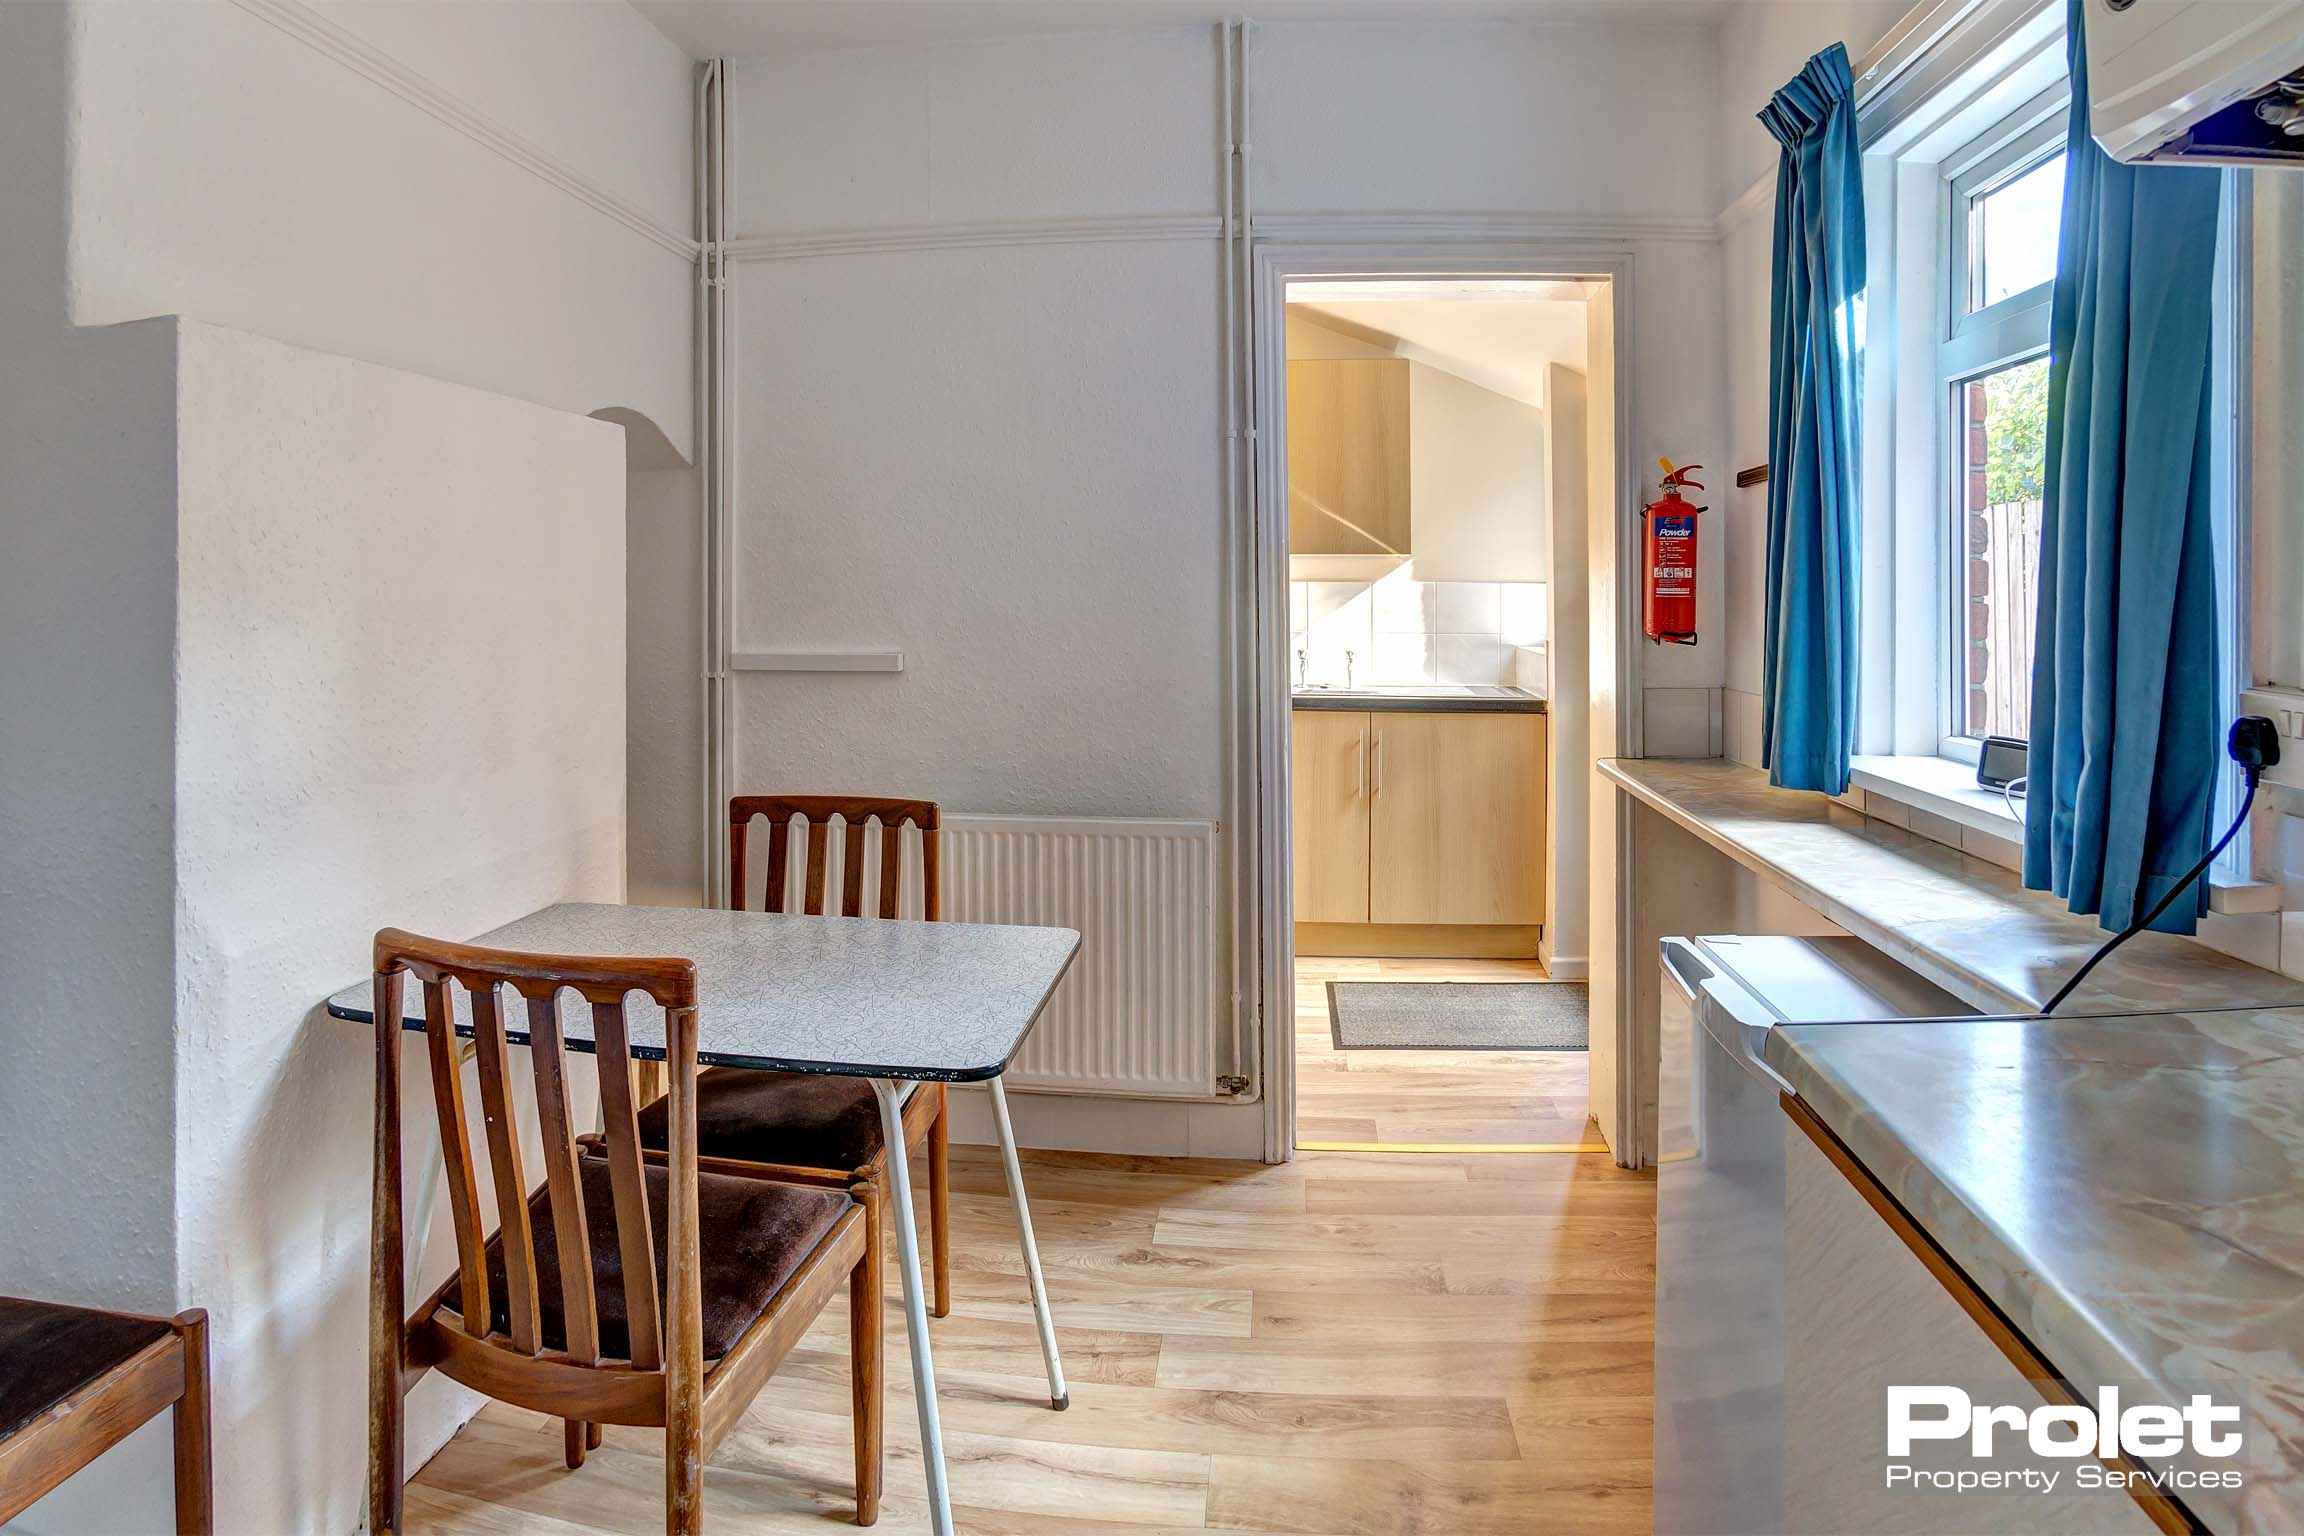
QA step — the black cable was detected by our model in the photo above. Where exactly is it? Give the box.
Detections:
[2039,770,2260,1015]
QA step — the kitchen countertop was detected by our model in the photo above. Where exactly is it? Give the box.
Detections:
[1599,756,2304,1016]
[1292,685,1546,714]
[1768,1006,2304,1532]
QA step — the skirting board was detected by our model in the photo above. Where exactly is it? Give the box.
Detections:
[1296,922,1543,959]
[945,1083,1267,1161]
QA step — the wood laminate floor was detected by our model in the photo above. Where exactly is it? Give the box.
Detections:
[406,959,1655,1535]
[1294,954,1599,1151]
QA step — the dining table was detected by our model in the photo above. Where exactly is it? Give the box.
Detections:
[328,900,1083,1536]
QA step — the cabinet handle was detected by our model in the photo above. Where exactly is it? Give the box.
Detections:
[1353,733,1365,798]
[1373,731,1385,798]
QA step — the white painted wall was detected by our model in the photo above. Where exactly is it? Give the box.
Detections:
[1715,0,1917,768]
[699,21,1737,1144]
[1714,0,1919,207]
[68,0,696,461]
[0,311,627,1533]
[1407,364,1548,584]
[1544,364,1593,979]
[0,2,185,1321]
[167,320,626,1535]
[628,458,706,906]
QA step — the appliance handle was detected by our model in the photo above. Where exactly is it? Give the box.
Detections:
[1686,968,1801,1097]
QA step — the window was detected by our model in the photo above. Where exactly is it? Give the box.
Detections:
[1939,106,2066,755]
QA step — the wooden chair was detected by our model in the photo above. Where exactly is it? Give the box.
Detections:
[0,1300,211,1532]
[366,930,878,1536]
[633,796,952,1321]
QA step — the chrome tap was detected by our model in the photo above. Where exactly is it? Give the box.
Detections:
[1344,650,1355,689]
[1297,647,1308,688]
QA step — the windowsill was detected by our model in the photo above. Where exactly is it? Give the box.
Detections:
[1849,754,2281,915]
[1848,754,2024,839]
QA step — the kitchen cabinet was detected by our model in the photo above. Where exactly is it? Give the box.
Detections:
[1291,708,1547,954]
[1369,711,1546,925]
[1291,711,1372,923]
[1286,359,1411,558]
[1284,358,1547,582]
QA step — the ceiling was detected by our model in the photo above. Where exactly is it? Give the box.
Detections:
[1290,283,1592,408]
[634,0,1731,58]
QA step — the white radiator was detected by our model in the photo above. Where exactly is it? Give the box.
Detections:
[942,815,1223,1099]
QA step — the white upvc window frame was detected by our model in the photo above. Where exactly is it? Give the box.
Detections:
[1934,91,2066,764]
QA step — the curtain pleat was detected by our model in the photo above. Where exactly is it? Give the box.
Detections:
[2023,0,2225,934]
[1759,43,1865,794]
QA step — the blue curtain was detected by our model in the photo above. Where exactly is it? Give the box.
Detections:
[2024,0,2225,935]
[1759,44,1866,794]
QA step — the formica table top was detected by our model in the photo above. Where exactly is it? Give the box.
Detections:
[326,902,1080,1081]
[1600,756,2304,1016]
[1769,1007,2304,1533]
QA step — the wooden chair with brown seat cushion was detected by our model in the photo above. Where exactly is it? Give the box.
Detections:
[366,929,878,1536]
[0,1299,211,1533]
[634,796,953,1324]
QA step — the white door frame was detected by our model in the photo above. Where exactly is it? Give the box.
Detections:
[1244,238,1645,1163]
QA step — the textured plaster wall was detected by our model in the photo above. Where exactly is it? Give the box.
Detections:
[166,321,627,1534]
[0,4,184,1315]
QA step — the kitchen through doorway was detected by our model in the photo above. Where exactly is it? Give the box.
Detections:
[1278,277,1608,1155]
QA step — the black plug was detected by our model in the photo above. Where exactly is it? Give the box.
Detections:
[2229,716,2281,786]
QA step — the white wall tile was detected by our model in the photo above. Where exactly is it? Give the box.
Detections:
[1643,687,1714,757]
[1371,568,1433,631]
[1436,633,1503,684]
[1907,806,1965,850]
[1371,630,1436,684]
[1499,582,1546,646]
[1436,580,1501,634]
[1960,824,2022,871]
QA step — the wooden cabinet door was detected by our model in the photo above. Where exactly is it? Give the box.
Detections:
[1369,712,1546,925]
[1290,711,1371,924]
[1286,360,1411,557]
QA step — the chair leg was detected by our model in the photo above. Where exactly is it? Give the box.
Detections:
[172,1311,213,1536]
[588,1421,604,1450]
[564,1420,589,1471]
[667,1425,703,1536]
[850,1202,884,1527]
[928,1086,952,1320]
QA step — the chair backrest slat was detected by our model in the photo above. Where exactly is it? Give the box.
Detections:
[468,984,540,1354]
[591,1000,663,1372]
[764,819,791,914]
[802,826,829,915]
[420,978,492,1337]
[374,930,695,1374]
[523,992,600,1366]
[877,825,903,920]
[840,824,867,917]
[728,796,942,923]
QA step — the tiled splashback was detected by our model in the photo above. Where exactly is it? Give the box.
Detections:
[1290,566,1546,689]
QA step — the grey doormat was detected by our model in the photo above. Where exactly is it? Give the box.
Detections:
[1327,980,1590,1051]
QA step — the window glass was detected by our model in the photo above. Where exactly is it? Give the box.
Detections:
[1954,355,2050,740]
[1968,152,2065,310]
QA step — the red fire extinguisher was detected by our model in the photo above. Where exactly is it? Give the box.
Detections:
[1642,459,1705,645]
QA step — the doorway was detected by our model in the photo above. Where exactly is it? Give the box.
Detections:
[1242,250,1637,1163]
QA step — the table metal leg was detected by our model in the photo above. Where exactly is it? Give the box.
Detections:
[986,1075,1069,1410]
[871,1078,953,1536]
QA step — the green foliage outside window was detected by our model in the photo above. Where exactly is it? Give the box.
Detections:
[1983,357,2050,505]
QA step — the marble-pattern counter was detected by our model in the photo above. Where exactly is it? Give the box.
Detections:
[1600,757,2304,1015]
[1768,1007,2304,1533]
